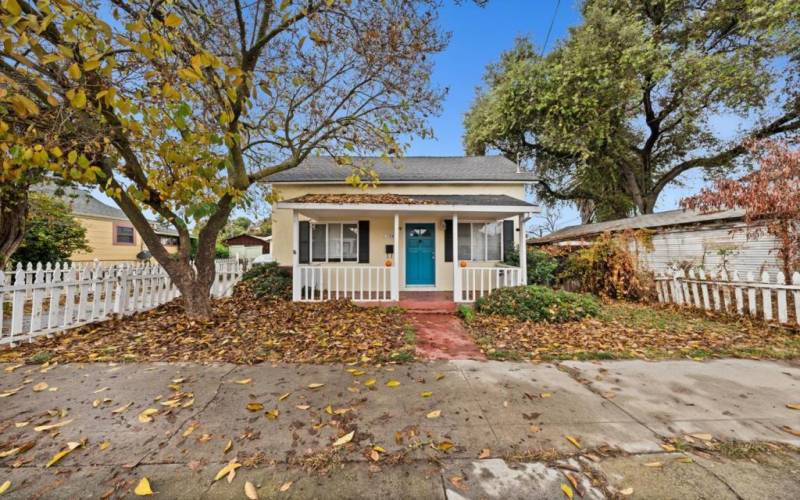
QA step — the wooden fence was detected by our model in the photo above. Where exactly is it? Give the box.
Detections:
[0,259,245,346]
[655,268,800,326]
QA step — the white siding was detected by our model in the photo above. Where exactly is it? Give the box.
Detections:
[635,222,782,275]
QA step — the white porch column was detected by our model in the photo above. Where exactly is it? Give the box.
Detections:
[392,213,400,301]
[518,213,527,286]
[453,214,461,302]
[292,209,300,300]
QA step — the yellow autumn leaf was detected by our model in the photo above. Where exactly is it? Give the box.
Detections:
[435,441,454,452]
[385,380,400,387]
[100,441,110,451]
[561,483,573,499]
[164,13,183,28]
[332,430,355,447]
[134,477,153,496]
[0,480,9,493]
[235,378,252,385]
[279,480,293,492]
[265,409,279,420]
[138,408,158,423]
[67,63,81,80]
[214,460,241,481]
[46,441,81,467]
[278,392,291,401]
[364,379,376,387]
[34,418,73,432]
[421,391,433,397]
[246,402,264,412]
[70,90,87,109]
[565,435,581,449]
[307,383,325,389]
[426,410,441,419]
[4,0,21,16]
[245,481,258,499]
[112,402,133,414]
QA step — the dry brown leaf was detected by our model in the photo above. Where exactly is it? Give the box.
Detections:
[279,481,293,492]
[426,410,441,419]
[332,431,355,447]
[786,403,800,410]
[479,448,491,459]
[245,481,259,499]
[235,378,252,385]
[34,419,73,432]
[33,382,48,392]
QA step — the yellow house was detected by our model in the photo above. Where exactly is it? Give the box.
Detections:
[39,186,181,263]
[266,156,539,302]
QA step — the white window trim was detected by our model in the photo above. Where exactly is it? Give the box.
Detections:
[461,221,504,262]
[309,222,359,263]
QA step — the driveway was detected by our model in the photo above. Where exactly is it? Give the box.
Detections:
[1,359,799,499]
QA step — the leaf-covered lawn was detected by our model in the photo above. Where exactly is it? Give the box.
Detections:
[0,284,415,365]
[466,301,800,361]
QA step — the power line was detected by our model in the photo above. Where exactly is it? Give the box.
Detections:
[541,0,561,56]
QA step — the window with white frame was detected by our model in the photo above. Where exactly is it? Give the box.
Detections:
[458,222,503,261]
[311,223,358,262]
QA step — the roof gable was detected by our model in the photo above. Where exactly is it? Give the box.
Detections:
[264,156,537,183]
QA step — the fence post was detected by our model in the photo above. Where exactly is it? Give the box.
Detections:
[91,261,102,320]
[793,272,800,326]
[761,271,773,321]
[29,263,45,337]
[10,264,25,343]
[746,271,757,316]
[698,269,710,310]
[732,271,744,314]
[720,270,731,312]
[102,267,114,318]
[688,269,701,308]
[47,263,63,331]
[671,269,683,305]
[62,264,76,327]
[710,271,722,311]
[776,271,788,324]
[656,273,665,303]
[77,265,90,322]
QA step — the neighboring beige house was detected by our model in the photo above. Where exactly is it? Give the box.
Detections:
[37,185,181,263]
[266,156,539,302]
[224,234,271,259]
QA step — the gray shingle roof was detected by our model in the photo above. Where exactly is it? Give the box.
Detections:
[265,156,537,183]
[33,184,179,237]
[530,208,745,244]
[281,193,536,207]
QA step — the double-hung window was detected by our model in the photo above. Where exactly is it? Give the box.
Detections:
[311,223,358,262]
[458,222,503,261]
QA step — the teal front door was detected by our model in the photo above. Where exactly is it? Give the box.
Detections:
[405,223,435,285]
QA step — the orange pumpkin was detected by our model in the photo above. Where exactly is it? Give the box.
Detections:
[459,260,467,268]
[384,259,393,267]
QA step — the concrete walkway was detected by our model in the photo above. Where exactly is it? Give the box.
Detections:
[1,359,799,499]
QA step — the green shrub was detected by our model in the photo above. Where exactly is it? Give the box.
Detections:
[457,304,476,323]
[504,247,559,286]
[475,285,600,323]
[242,262,292,299]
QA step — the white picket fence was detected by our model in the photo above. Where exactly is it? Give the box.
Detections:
[655,268,800,325]
[458,266,523,302]
[0,259,246,345]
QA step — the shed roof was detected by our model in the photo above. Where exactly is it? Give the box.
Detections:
[530,207,745,244]
[265,156,537,183]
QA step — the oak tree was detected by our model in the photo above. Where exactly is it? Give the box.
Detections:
[464,0,800,221]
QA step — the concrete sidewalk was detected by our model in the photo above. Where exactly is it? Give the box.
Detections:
[1,359,799,499]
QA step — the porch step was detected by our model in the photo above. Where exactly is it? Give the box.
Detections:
[357,300,457,314]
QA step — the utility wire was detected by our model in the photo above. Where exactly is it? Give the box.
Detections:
[541,0,561,56]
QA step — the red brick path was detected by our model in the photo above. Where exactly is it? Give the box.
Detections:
[409,313,486,360]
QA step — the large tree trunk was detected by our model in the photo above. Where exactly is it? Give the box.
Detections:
[0,187,29,268]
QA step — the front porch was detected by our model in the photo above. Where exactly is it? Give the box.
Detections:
[276,194,538,303]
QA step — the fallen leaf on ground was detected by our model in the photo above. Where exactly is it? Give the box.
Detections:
[364,379,376,387]
[235,378,252,385]
[385,380,400,387]
[34,419,73,432]
[0,387,23,398]
[92,387,109,393]
[224,440,233,453]
[265,409,279,420]
[529,425,541,433]
[786,403,800,410]
[780,425,800,437]
[479,448,491,459]
[46,441,81,467]
[661,443,676,452]
[279,481,293,492]
[246,402,264,412]
[0,448,20,458]
[214,460,241,481]
[278,392,291,401]
[0,481,9,494]
[5,364,23,372]
[33,382,48,392]
[565,435,581,449]
[138,408,158,423]
[620,487,634,496]
[111,402,133,414]
[540,392,552,398]
[561,483,573,499]
[688,433,713,441]
[100,441,110,451]
[435,441,454,452]
[295,405,310,410]
[450,476,467,491]
[308,383,325,389]
[435,373,445,381]
[420,391,433,398]
[644,462,663,467]
[426,410,441,419]
[245,481,258,499]
[134,478,153,496]
[333,431,355,447]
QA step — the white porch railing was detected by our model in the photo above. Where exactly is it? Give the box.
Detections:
[457,265,522,302]
[297,265,393,302]
[0,259,246,345]
[655,268,800,325]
